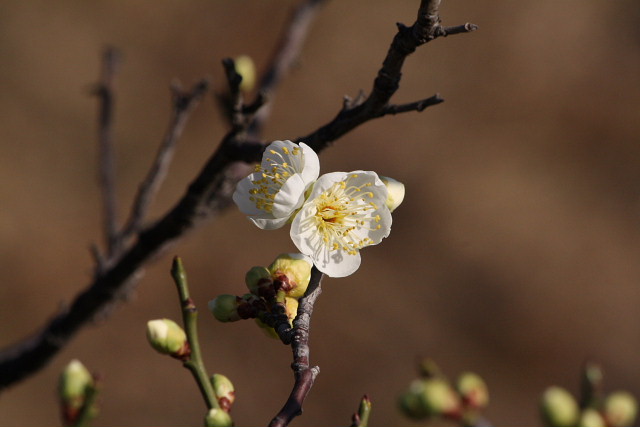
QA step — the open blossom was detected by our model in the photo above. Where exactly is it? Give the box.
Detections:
[290,171,393,277]
[233,140,320,230]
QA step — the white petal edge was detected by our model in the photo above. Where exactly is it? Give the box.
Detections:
[250,215,291,230]
[316,248,362,278]
[298,143,320,187]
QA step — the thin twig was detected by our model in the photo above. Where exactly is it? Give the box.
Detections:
[298,0,477,154]
[121,80,209,239]
[95,46,121,258]
[268,267,323,427]
[171,257,219,410]
[381,94,444,115]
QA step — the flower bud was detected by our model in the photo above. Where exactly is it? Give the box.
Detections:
[211,373,235,412]
[398,380,430,420]
[456,372,489,409]
[208,295,241,322]
[418,358,444,379]
[579,408,606,427]
[234,55,255,93]
[146,319,189,358]
[268,253,312,299]
[245,266,272,297]
[59,359,95,425]
[379,176,405,212]
[59,359,93,409]
[204,408,233,427]
[422,378,461,417]
[604,391,638,427]
[540,386,579,427]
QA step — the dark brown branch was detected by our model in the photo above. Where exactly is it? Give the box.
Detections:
[0,0,326,391]
[298,0,476,154]
[0,0,475,391]
[268,267,323,427]
[95,46,121,257]
[120,79,209,240]
[440,22,478,36]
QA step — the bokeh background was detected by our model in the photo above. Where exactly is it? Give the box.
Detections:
[1,1,639,426]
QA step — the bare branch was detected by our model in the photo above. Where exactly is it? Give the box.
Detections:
[0,0,476,390]
[268,268,323,427]
[298,0,476,153]
[94,46,121,257]
[120,79,209,240]
[381,94,444,115]
[440,22,479,36]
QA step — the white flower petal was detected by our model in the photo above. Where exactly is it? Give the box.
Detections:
[298,143,320,187]
[232,173,267,217]
[290,170,394,277]
[250,215,291,230]
[271,174,306,218]
[316,248,361,278]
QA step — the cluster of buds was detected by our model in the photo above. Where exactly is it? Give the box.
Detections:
[398,359,489,425]
[58,359,98,427]
[541,386,637,427]
[208,253,312,339]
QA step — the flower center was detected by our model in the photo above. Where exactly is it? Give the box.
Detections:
[312,174,382,255]
[248,146,302,213]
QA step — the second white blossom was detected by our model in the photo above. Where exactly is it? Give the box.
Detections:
[290,171,392,277]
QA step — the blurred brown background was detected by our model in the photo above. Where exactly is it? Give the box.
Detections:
[1,1,639,426]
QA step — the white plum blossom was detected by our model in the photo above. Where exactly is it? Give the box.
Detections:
[290,171,393,277]
[233,140,320,230]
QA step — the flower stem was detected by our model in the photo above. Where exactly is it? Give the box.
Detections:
[171,256,219,410]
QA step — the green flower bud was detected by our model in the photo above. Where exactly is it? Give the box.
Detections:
[398,380,430,420]
[234,55,255,93]
[59,359,93,409]
[418,358,444,379]
[579,408,606,427]
[456,372,489,409]
[604,391,638,427]
[245,266,272,296]
[211,373,235,412]
[146,319,189,358]
[541,386,579,427]
[422,378,461,417]
[204,407,233,427]
[379,176,405,212]
[208,295,241,322]
[268,253,312,299]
